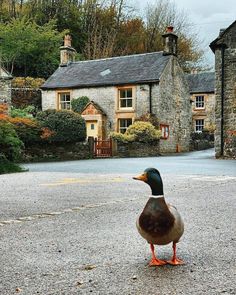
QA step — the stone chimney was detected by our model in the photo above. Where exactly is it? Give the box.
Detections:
[162,26,178,56]
[60,34,76,65]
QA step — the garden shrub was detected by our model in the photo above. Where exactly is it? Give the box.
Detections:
[0,121,24,161]
[0,153,25,174]
[36,109,86,142]
[9,117,42,144]
[71,96,90,113]
[111,121,161,143]
[134,113,159,129]
[10,105,36,118]
[191,130,214,142]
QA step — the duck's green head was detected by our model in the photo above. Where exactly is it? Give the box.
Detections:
[133,167,164,196]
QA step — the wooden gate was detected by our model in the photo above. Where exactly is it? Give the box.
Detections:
[94,138,112,157]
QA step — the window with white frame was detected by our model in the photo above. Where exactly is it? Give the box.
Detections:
[195,119,204,132]
[119,118,132,133]
[195,95,205,109]
[118,88,133,108]
[58,92,71,110]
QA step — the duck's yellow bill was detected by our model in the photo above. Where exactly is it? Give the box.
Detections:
[133,173,148,182]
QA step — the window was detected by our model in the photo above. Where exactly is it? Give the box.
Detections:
[59,92,71,110]
[160,124,169,139]
[195,95,205,109]
[195,119,204,132]
[119,88,133,108]
[119,119,132,134]
[91,123,95,130]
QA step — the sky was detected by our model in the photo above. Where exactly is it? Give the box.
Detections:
[132,0,236,69]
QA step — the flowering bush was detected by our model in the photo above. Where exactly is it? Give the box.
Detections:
[111,121,161,143]
[134,113,159,129]
[0,115,42,144]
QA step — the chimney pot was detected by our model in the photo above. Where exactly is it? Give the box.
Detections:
[60,35,76,65]
[162,26,178,56]
[166,26,174,33]
[64,34,72,47]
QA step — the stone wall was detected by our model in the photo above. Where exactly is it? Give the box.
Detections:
[0,78,11,107]
[114,141,160,158]
[214,23,236,158]
[190,132,214,151]
[21,142,92,162]
[12,88,42,109]
[156,57,191,153]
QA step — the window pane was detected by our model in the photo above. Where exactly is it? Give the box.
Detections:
[126,89,132,97]
[120,99,127,108]
[119,119,132,133]
[120,90,126,98]
[127,99,132,107]
[120,120,126,128]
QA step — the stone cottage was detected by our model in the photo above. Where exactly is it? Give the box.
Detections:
[210,20,236,158]
[0,66,12,114]
[41,28,191,153]
[187,71,215,132]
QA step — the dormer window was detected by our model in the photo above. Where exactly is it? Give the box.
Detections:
[118,87,133,109]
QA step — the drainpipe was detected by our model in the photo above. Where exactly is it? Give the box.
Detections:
[220,45,226,156]
[149,83,152,113]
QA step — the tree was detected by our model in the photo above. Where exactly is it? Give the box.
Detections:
[0,17,67,77]
[142,0,205,71]
[0,0,206,75]
[71,96,90,114]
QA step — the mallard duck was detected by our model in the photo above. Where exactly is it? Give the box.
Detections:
[133,167,184,266]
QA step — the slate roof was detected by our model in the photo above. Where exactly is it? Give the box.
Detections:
[186,72,215,94]
[210,20,236,52]
[41,52,171,90]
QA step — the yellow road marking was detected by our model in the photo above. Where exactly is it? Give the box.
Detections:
[40,177,125,187]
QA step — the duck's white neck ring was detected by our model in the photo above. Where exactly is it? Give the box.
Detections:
[149,195,164,199]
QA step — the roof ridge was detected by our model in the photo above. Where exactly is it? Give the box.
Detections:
[71,51,164,64]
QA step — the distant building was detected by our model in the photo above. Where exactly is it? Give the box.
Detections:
[210,20,236,159]
[187,72,215,132]
[41,27,191,153]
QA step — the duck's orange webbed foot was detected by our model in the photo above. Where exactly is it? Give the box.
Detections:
[149,244,167,267]
[149,258,167,267]
[167,242,184,266]
[167,257,184,265]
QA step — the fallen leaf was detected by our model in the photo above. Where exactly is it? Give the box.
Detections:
[84,265,96,270]
[16,288,22,293]
[76,280,84,286]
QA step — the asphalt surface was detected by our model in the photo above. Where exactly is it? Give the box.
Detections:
[0,149,236,295]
